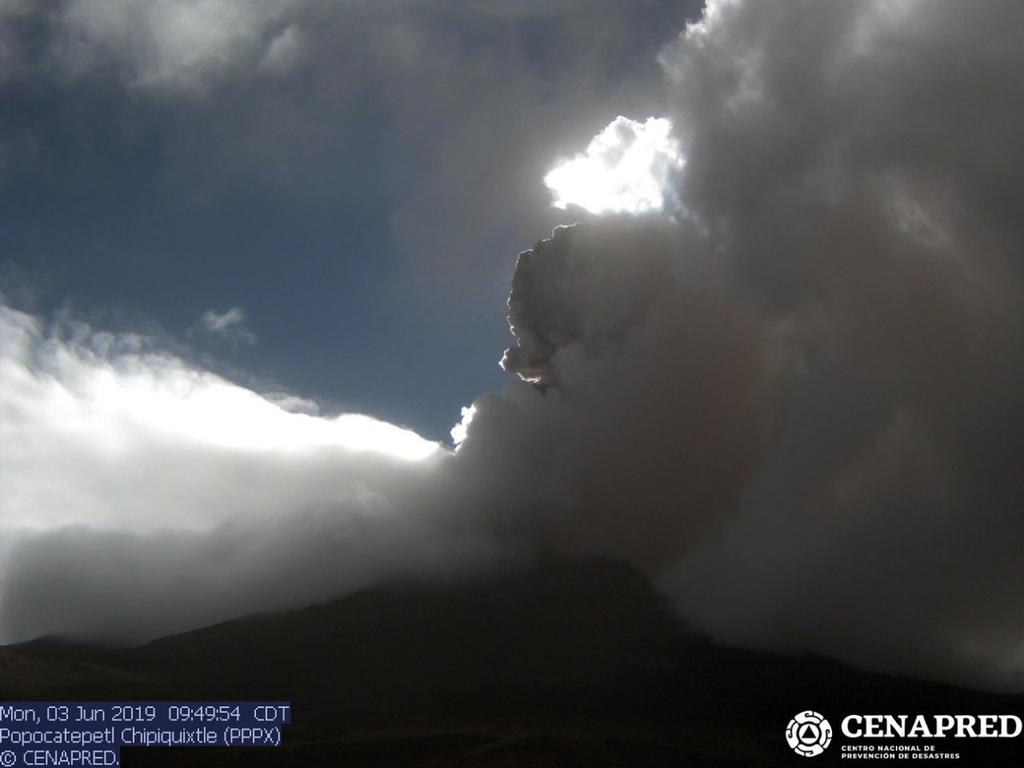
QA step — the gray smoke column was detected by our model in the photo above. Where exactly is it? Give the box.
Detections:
[455,0,1024,690]
[470,217,771,572]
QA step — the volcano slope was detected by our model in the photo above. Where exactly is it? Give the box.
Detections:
[3,555,1022,767]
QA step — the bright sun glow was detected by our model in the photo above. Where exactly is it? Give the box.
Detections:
[543,116,684,215]
[450,403,476,446]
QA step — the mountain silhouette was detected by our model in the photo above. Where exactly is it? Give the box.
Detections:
[3,555,1021,766]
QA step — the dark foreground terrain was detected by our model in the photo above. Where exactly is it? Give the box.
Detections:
[2,556,1021,767]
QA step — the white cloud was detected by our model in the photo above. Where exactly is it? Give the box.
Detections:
[200,305,246,333]
[449,404,476,446]
[0,302,438,533]
[193,305,257,346]
[0,300,486,643]
[543,116,684,215]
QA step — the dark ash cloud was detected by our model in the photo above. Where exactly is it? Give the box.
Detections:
[460,0,1024,690]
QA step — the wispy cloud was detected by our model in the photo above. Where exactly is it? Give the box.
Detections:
[52,0,303,92]
[191,306,257,348]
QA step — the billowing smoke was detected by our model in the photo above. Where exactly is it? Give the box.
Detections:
[459,0,1024,690]
[471,217,770,572]
[651,0,1024,690]
[3,0,1024,692]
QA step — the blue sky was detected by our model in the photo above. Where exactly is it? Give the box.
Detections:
[1,0,699,439]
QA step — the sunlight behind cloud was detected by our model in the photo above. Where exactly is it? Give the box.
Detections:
[449,403,477,446]
[544,116,684,215]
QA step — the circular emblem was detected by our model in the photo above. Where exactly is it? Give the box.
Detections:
[786,711,832,757]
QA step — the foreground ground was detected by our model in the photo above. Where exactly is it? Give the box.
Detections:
[2,556,1021,766]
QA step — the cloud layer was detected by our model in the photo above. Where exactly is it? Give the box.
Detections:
[0,302,499,642]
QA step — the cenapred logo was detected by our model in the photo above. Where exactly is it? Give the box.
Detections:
[786,711,833,757]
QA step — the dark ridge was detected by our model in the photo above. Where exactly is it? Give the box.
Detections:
[4,555,1021,766]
